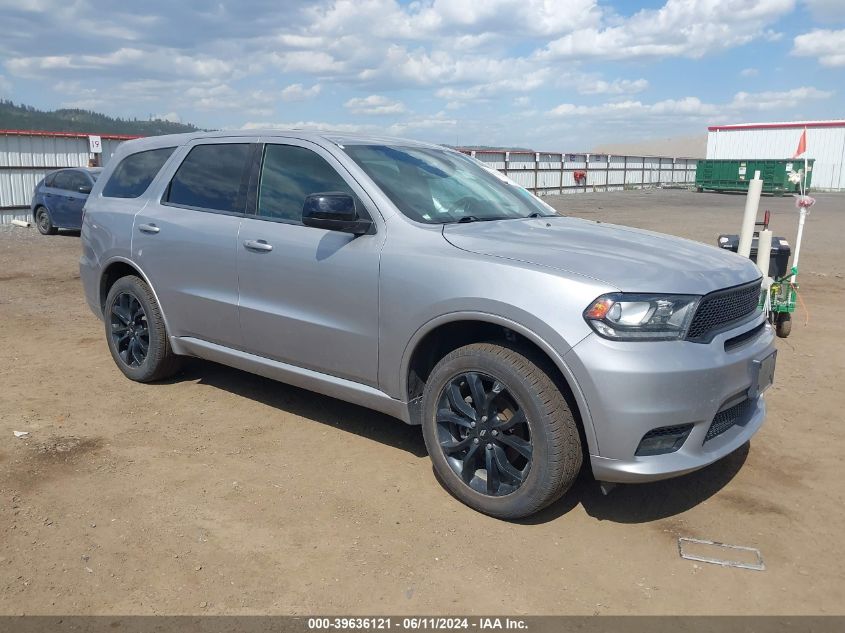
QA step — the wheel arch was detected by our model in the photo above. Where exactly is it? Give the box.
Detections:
[400,312,597,454]
[98,257,172,334]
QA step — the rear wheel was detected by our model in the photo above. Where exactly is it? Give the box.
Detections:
[104,275,181,382]
[35,207,57,235]
[421,342,582,519]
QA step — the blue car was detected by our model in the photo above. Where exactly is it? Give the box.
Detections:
[31,167,102,234]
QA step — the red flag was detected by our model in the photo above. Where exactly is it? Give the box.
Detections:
[793,129,807,158]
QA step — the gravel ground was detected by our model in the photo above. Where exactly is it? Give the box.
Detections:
[0,189,843,615]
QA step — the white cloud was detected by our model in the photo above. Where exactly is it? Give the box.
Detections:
[539,0,795,62]
[577,78,649,95]
[730,86,833,109]
[550,96,718,119]
[241,120,374,133]
[388,112,457,134]
[55,78,275,118]
[792,29,845,67]
[304,0,603,41]
[280,83,322,101]
[802,0,845,21]
[271,50,340,74]
[549,86,832,120]
[7,47,234,79]
[740,67,759,77]
[154,111,182,123]
[344,94,406,115]
[0,74,12,96]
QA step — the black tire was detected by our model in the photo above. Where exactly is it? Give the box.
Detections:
[104,275,181,382]
[35,206,57,235]
[421,342,582,519]
[775,313,792,338]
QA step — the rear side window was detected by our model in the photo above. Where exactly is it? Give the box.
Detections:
[166,143,251,214]
[102,147,175,199]
[65,171,90,191]
[258,144,356,223]
[52,171,74,190]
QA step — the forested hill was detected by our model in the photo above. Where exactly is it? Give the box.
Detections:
[0,100,201,136]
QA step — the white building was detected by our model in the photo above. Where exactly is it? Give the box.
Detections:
[706,120,845,191]
[0,129,131,217]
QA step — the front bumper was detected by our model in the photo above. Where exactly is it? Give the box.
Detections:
[564,314,776,484]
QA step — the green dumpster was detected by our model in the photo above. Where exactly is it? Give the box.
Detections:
[695,159,814,195]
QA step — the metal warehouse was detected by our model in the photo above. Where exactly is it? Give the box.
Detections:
[706,120,845,191]
[0,130,133,219]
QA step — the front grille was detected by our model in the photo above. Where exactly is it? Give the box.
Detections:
[687,280,762,342]
[704,398,754,443]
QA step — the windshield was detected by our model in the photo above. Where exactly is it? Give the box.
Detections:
[342,144,557,224]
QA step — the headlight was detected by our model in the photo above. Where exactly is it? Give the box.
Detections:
[583,293,700,341]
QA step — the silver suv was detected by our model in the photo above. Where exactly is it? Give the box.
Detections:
[80,131,776,518]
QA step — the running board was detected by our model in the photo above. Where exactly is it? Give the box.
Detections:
[171,336,413,424]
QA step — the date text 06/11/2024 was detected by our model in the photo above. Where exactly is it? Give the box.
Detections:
[307,617,529,630]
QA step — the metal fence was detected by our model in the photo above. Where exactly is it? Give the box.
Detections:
[0,132,701,221]
[0,131,130,212]
[458,149,698,195]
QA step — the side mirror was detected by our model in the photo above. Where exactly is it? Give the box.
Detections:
[302,192,372,235]
[78,185,92,195]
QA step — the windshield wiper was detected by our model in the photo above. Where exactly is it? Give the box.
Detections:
[492,212,555,221]
[447,214,544,224]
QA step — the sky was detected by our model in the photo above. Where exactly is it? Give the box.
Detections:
[0,0,843,150]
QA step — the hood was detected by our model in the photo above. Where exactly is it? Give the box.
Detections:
[442,216,761,294]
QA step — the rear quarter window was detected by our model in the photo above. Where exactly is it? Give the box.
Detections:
[102,147,176,199]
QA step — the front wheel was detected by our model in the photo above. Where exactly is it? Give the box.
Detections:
[104,275,181,382]
[775,312,792,338]
[35,207,57,235]
[421,342,582,519]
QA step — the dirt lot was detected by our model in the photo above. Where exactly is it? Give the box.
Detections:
[1,189,844,615]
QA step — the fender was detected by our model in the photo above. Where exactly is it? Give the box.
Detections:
[98,255,174,337]
[398,310,598,455]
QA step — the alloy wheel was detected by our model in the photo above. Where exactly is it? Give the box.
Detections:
[109,292,149,368]
[436,372,532,497]
[37,209,51,233]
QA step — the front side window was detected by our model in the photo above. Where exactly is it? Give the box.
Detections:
[257,144,356,223]
[102,147,175,199]
[342,145,556,224]
[166,143,251,214]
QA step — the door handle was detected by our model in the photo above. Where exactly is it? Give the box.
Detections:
[243,239,273,252]
[138,223,160,234]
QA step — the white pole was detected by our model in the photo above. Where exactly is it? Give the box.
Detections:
[791,208,807,283]
[738,170,763,258]
[803,155,808,195]
[756,229,773,277]
[792,127,808,283]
